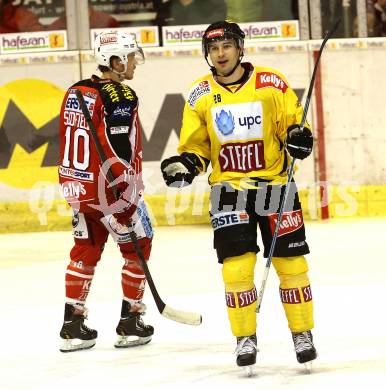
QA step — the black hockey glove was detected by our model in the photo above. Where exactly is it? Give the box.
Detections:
[160,153,200,188]
[286,125,313,160]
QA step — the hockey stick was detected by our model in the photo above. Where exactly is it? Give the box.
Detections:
[256,19,340,314]
[74,89,202,326]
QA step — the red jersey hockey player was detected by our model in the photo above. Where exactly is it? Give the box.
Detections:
[161,21,317,370]
[58,31,153,352]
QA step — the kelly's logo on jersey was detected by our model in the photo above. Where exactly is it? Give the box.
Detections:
[268,209,304,237]
[255,72,288,93]
[61,181,86,200]
[211,101,263,143]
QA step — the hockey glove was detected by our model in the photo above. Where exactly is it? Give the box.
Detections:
[160,153,199,188]
[286,125,313,160]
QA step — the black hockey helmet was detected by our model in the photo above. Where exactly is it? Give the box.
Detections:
[202,20,245,57]
[202,20,245,76]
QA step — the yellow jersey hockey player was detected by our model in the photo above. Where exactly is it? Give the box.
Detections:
[161,20,317,370]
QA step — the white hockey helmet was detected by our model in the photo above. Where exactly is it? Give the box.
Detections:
[94,30,145,71]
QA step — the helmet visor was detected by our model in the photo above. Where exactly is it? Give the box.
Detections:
[134,47,145,65]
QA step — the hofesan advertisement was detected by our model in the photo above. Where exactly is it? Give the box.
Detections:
[0,30,67,54]
[162,20,299,45]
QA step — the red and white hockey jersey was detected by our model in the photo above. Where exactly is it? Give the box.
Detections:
[58,75,143,213]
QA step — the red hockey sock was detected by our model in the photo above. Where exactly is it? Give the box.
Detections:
[65,261,96,305]
[121,260,146,302]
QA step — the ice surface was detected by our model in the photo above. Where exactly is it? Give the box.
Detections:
[1,219,386,389]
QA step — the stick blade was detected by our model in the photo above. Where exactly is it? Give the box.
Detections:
[161,305,202,326]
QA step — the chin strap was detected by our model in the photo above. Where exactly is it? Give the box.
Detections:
[111,62,127,81]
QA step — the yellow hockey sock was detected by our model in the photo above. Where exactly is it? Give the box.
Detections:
[222,252,257,337]
[272,256,314,332]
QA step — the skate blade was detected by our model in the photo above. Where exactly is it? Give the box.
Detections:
[303,361,313,374]
[59,338,96,352]
[114,335,152,348]
[242,365,255,377]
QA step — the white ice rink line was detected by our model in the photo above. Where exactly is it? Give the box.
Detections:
[0,218,386,389]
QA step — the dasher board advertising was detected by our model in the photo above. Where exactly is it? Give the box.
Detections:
[91,26,160,48]
[162,20,299,46]
[0,30,67,54]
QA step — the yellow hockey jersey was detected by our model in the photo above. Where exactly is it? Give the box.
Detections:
[177,63,309,188]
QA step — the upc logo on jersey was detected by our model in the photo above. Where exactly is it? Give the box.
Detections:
[211,102,263,143]
[268,209,304,237]
[215,109,235,135]
[219,140,265,173]
[187,80,211,108]
[255,72,288,93]
[211,210,249,230]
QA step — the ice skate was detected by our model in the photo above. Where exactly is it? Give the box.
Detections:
[235,334,257,375]
[114,300,154,348]
[292,330,317,368]
[59,303,97,352]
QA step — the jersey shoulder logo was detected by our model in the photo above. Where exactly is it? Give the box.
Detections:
[255,72,288,93]
[65,89,96,116]
[187,80,211,108]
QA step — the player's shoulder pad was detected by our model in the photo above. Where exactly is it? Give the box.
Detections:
[186,74,212,109]
[72,78,91,88]
[101,81,138,103]
[254,66,290,93]
[99,82,138,116]
[64,81,98,116]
